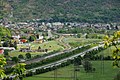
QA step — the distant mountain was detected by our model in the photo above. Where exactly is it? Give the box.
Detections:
[4,0,120,22]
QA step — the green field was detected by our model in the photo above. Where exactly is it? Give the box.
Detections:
[65,38,101,43]
[97,45,120,57]
[9,51,45,57]
[30,41,64,51]
[63,37,102,47]
[24,61,119,80]
[9,41,64,57]
[9,37,102,57]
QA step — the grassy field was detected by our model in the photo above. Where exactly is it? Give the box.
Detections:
[63,37,102,48]
[9,51,45,57]
[30,41,64,51]
[24,61,119,80]
[9,41,64,57]
[97,45,120,57]
[9,37,101,57]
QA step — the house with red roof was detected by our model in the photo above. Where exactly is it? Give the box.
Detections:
[0,48,4,54]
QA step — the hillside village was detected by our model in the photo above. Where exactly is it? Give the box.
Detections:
[0,0,120,80]
[0,20,120,54]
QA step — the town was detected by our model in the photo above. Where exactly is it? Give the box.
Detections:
[0,0,120,80]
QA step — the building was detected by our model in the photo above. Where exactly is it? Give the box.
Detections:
[0,47,15,50]
[0,48,4,54]
[20,47,31,52]
[20,39,27,43]
[35,36,44,43]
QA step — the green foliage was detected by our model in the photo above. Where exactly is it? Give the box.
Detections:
[0,55,6,68]
[12,63,26,75]
[83,60,94,72]
[28,35,37,42]
[0,27,11,39]
[0,55,26,79]
[0,0,9,18]
[20,36,27,39]
[2,41,17,49]
[10,0,120,22]
[104,31,120,67]
[25,53,31,59]
[4,49,10,56]
[0,69,6,79]
[57,27,106,34]
[14,41,17,49]
[2,41,9,47]
[25,61,119,80]
[25,45,93,69]
[0,55,6,79]
[12,57,19,63]
[18,54,24,59]
[73,57,82,66]
[12,63,26,80]
[77,33,82,38]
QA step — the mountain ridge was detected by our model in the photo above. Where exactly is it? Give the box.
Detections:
[3,0,120,22]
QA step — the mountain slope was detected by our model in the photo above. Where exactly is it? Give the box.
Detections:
[7,0,120,22]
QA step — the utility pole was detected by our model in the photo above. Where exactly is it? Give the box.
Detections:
[73,60,79,80]
[54,63,57,80]
[73,65,77,80]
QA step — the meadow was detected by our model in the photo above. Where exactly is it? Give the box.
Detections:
[24,61,119,80]
[63,37,102,48]
[96,45,120,57]
[9,41,64,57]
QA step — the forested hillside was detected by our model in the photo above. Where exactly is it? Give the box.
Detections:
[2,0,120,22]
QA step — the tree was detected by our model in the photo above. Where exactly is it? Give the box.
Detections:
[14,41,17,49]
[4,49,9,56]
[0,55,6,79]
[18,54,24,59]
[2,41,9,47]
[9,41,14,47]
[36,34,39,39]
[12,63,26,80]
[74,56,82,66]
[45,49,48,52]
[25,53,31,59]
[115,25,119,30]
[20,36,27,39]
[85,34,88,39]
[12,57,19,63]
[38,46,41,50]
[77,33,82,38]
[104,31,120,67]
[83,59,93,72]
[28,35,36,42]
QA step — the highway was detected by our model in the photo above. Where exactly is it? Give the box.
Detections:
[28,44,104,72]
[5,43,91,69]
[25,43,91,64]
[7,44,104,79]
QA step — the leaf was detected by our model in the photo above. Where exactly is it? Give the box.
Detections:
[104,35,109,41]
[117,31,120,37]
[12,63,26,76]
[113,61,119,67]
[0,69,6,79]
[104,41,109,48]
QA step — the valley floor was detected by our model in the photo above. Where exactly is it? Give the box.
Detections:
[24,61,119,80]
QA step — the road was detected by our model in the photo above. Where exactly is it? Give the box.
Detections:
[25,44,90,64]
[56,36,71,50]
[28,44,104,72]
[5,43,91,69]
[6,44,104,79]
